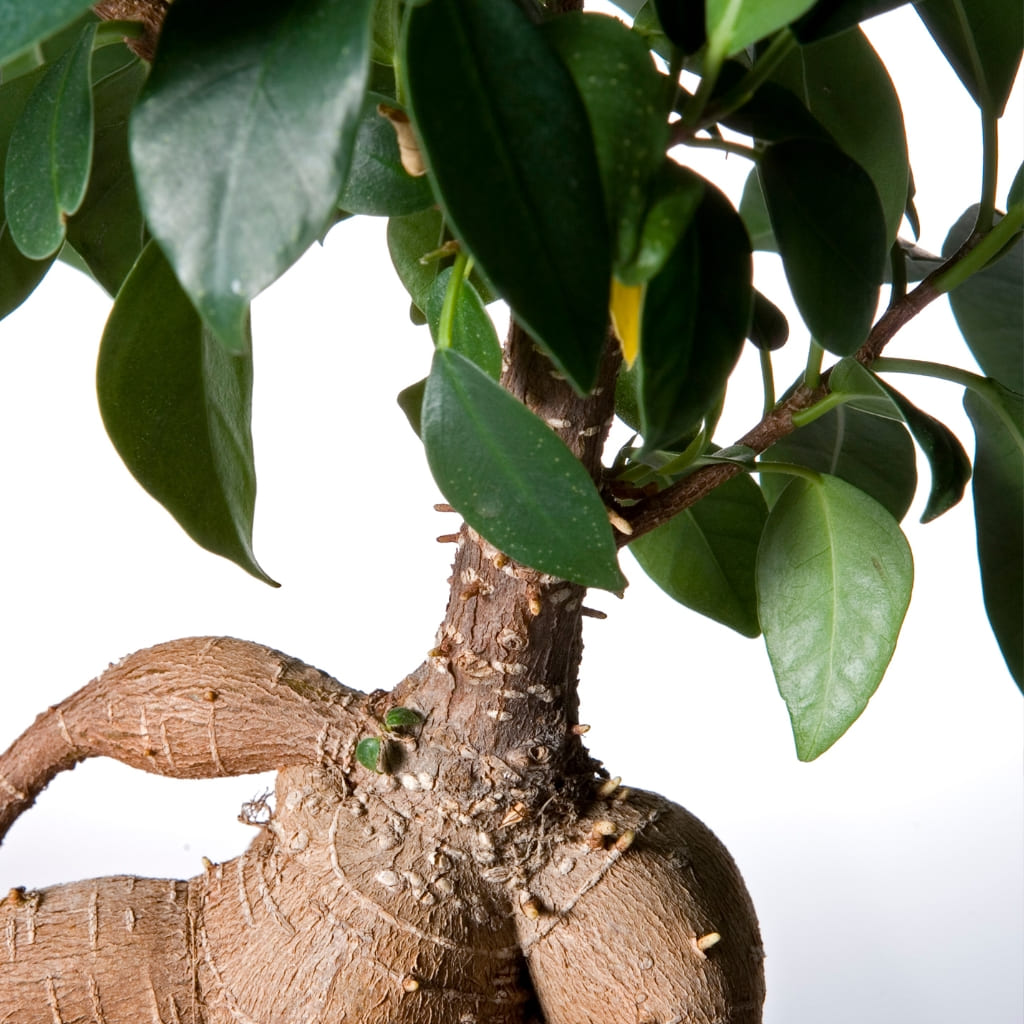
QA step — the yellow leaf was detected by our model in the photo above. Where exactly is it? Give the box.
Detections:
[610,278,643,367]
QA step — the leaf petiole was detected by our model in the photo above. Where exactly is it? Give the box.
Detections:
[436,249,470,351]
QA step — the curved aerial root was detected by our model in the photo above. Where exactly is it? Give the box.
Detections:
[0,636,370,844]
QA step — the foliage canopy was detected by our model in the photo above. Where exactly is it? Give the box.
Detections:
[0,0,1021,760]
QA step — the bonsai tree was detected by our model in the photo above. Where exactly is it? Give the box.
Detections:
[0,0,1020,1021]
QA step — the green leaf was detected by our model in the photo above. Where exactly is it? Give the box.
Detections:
[422,349,625,591]
[738,168,776,252]
[830,359,972,522]
[652,0,706,53]
[0,66,55,318]
[542,11,669,273]
[759,138,887,355]
[637,175,752,451]
[65,57,148,295]
[770,27,909,243]
[630,473,767,637]
[397,377,427,437]
[706,0,817,57]
[3,23,95,259]
[916,0,1023,115]
[763,404,917,520]
[791,1,915,42]
[0,0,94,64]
[424,268,501,379]
[964,386,1023,688]
[748,289,789,351]
[356,736,384,772]
[338,94,434,217]
[756,474,914,760]
[943,205,1023,394]
[383,707,423,731]
[387,206,446,312]
[403,0,611,393]
[618,159,705,286]
[97,242,275,585]
[130,0,375,354]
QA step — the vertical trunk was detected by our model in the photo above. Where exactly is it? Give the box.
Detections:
[394,324,621,796]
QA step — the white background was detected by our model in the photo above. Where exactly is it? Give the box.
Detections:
[0,6,1021,1022]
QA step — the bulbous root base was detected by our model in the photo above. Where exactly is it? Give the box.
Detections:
[0,638,764,1022]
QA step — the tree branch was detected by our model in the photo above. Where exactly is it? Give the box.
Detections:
[0,637,371,844]
[618,249,970,544]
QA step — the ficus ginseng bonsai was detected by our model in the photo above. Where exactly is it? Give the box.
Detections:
[0,0,1020,1021]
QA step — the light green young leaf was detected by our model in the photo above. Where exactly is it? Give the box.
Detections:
[97,241,275,585]
[422,349,625,591]
[4,23,96,259]
[404,0,611,393]
[131,0,375,353]
[757,474,913,760]
[630,473,767,637]
[706,0,816,58]
[964,386,1023,689]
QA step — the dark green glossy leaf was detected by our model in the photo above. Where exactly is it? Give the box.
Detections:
[829,359,972,522]
[543,11,668,273]
[756,474,913,760]
[763,404,917,520]
[4,23,95,259]
[422,349,625,591]
[792,0,914,42]
[707,0,816,56]
[387,206,445,311]
[760,138,887,355]
[637,176,752,451]
[65,57,148,295]
[964,386,1023,688]
[425,268,501,379]
[339,94,434,217]
[383,707,423,731]
[652,0,705,52]
[715,69,830,144]
[618,159,704,286]
[97,241,275,585]
[916,0,1023,115]
[739,168,775,252]
[877,380,971,522]
[632,1,675,58]
[131,0,375,353]
[0,0,94,64]
[356,736,384,772]
[748,289,789,350]
[404,0,611,393]
[1009,164,1023,208]
[771,27,909,242]
[0,66,55,318]
[943,205,1024,393]
[631,473,767,637]
[397,377,427,437]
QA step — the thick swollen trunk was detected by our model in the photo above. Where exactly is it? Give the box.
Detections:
[0,325,764,1022]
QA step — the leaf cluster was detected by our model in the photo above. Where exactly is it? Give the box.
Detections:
[0,0,1020,758]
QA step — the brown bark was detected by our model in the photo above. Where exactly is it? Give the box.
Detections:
[0,323,765,1021]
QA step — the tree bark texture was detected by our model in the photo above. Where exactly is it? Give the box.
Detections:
[0,323,765,1021]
